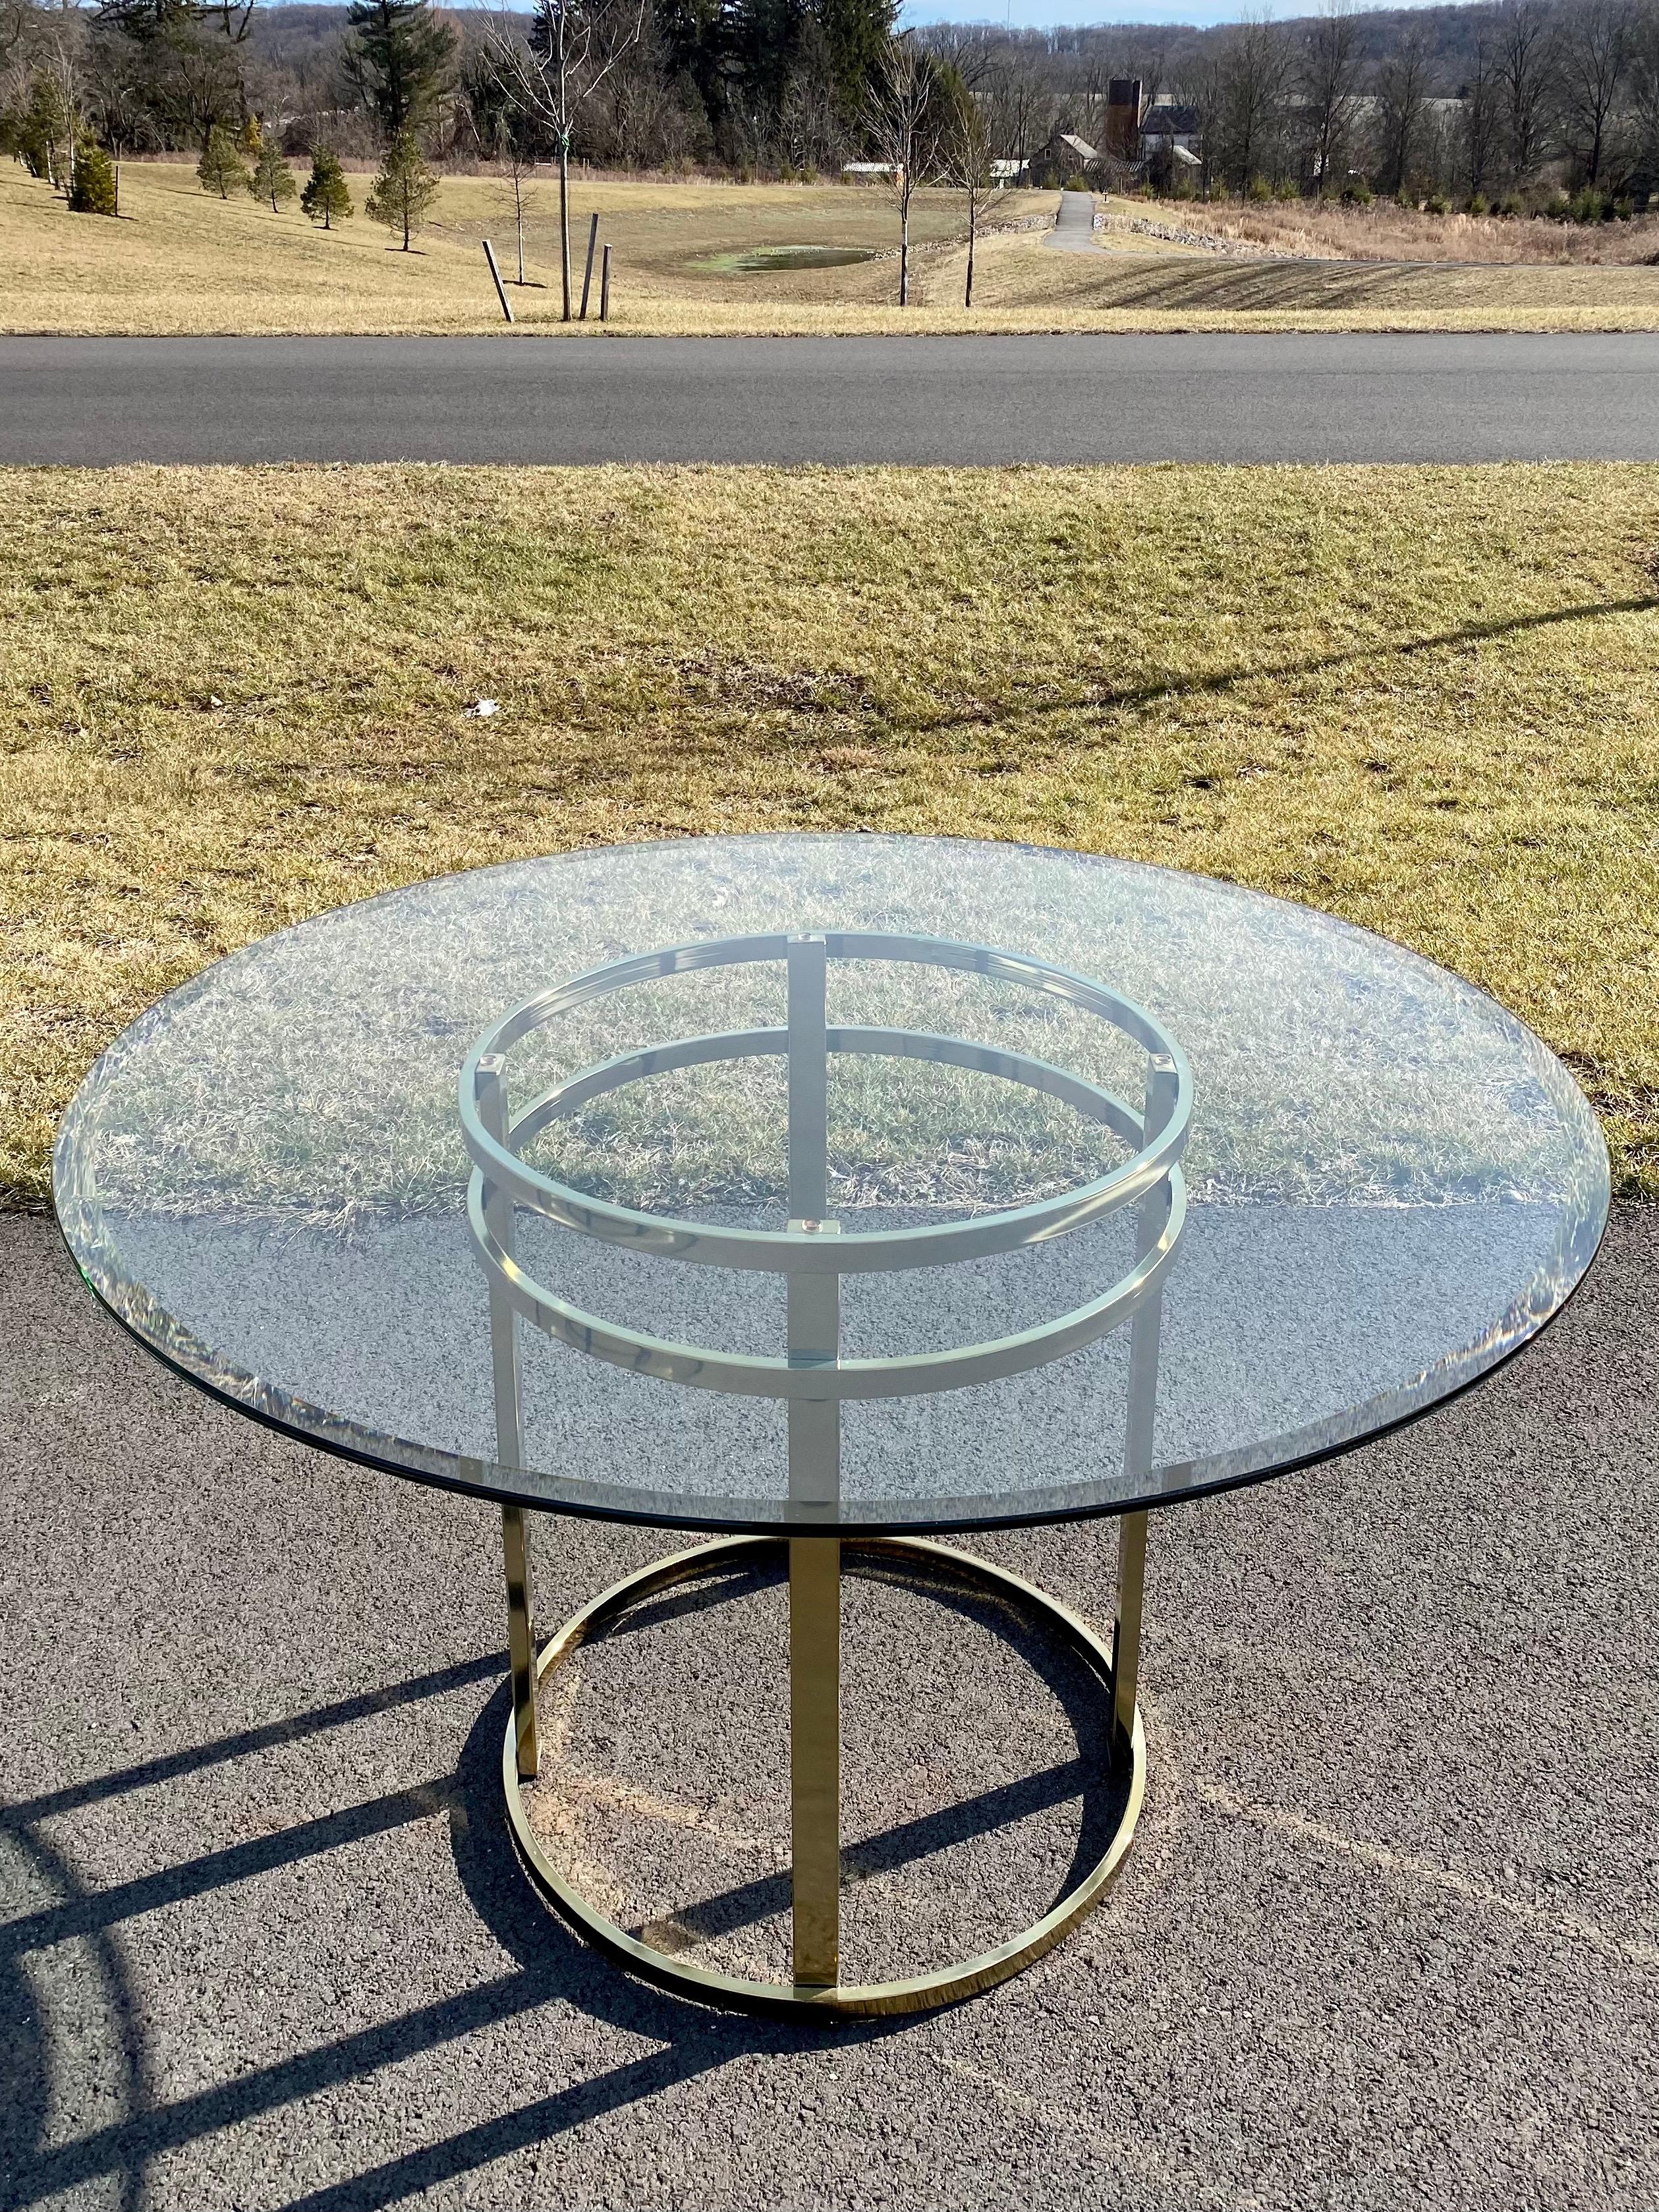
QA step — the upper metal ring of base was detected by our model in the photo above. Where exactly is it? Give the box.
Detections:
[501,1533,1147,2019]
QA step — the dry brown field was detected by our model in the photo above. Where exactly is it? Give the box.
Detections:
[1116,190,1659,266]
[10,160,1659,331]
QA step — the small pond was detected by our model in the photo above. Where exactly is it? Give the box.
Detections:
[692,244,880,273]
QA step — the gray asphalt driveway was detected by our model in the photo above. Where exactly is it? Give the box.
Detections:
[1044,190,1106,254]
[9,332,1659,464]
[3,1206,1654,2209]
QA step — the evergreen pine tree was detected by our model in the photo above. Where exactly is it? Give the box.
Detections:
[18,72,72,188]
[365,129,439,250]
[816,0,897,121]
[197,125,250,202]
[656,0,727,126]
[249,140,298,212]
[69,141,120,216]
[344,0,457,139]
[300,147,354,231]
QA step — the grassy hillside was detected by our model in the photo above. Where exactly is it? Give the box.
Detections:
[10,161,1659,333]
[0,161,1040,334]
[1,463,1654,1201]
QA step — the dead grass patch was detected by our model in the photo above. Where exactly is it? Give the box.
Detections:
[1120,190,1659,266]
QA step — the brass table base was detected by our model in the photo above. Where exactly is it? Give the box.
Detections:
[501,1533,1147,2019]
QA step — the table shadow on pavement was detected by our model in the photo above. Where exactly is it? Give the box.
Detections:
[7,1211,1655,2212]
[512,1547,1129,1987]
[2,1546,1127,2212]
[0,1659,829,2212]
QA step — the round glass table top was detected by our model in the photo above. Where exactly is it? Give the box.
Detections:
[53,835,1608,1535]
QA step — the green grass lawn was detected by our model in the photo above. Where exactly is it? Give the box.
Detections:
[3,462,1656,1203]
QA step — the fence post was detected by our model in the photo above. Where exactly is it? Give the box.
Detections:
[579,212,600,320]
[482,238,514,325]
[600,243,612,324]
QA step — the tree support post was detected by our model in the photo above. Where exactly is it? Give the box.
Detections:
[482,239,514,324]
[580,212,600,318]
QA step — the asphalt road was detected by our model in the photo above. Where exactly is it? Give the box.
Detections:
[3,1206,1654,2209]
[9,331,1659,465]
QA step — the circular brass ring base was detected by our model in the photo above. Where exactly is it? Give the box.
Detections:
[502,1534,1146,2019]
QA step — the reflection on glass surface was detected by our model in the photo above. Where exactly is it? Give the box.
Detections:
[53,836,1610,1533]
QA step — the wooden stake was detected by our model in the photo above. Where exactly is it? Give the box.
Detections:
[579,211,600,320]
[482,238,514,325]
[600,243,612,324]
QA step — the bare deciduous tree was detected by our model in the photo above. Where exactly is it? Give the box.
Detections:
[941,82,1003,309]
[1374,19,1436,198]
[1624,3,1659,186]
[502,137,536,281]
[862,34,942,308]
[1461,8,1505,198]
[84,18,154,208]
[978,55,1049,186]
[38,0,84,194]
[1560,0,1634,184]
[1498,0,1560,185]
[1173,53,1227,201]
[480,0,645,322]
[475,97,538,281]
[1299,0,1363,194]
[1216,13,1289,194]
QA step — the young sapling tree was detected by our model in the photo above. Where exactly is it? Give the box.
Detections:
[480,0,646,322]
[197,123,249,200]
[499,121,538,283]
[249,138,298,212]
[942,88,1003,308]
[365,127,439,249]
[862,36,943,307]
[300,146,353,229]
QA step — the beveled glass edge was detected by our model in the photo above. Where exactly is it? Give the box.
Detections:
[55,1171,1609,1537]
[50,831,1614,1530]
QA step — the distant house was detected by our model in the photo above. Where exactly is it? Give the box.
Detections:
[1140,103,1202,160]
[1139,101,1204,189]
[1027,130,1099,184]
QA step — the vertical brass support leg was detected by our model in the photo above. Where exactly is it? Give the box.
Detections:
[1112,1509,1148,1757]
[784,932,842,1989]
[503,1504,540,1781]
[477,1059,538,1782]
[789,1535,841,1989]
[1112,1048,1173,1767]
